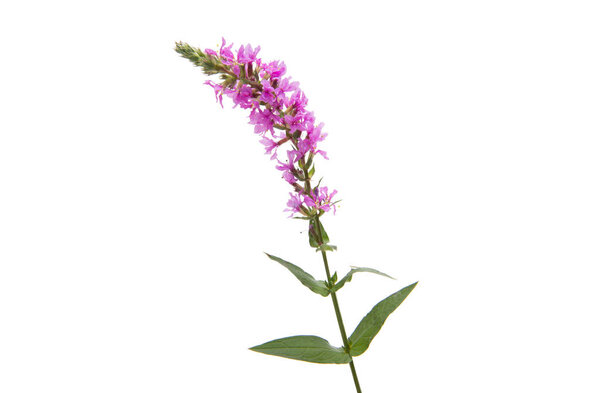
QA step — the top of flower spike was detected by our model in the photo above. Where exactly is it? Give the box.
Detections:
[175,39,339,218]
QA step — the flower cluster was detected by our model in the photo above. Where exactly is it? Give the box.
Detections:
[176,39,338,218]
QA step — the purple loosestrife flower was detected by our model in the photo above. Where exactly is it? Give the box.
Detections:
[205,81,228,108]
[260,60,287,79]
[218,38,235,65]
[227,84,254,109]
[248,109,274,136]
[237,43,261,77]
[305,187,338,214]
[276,150,301,184]
[175,39,339,218]
[259,137,279,159]
[284,192,305,218]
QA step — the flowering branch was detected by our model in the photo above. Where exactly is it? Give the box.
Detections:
[175,40,336,219]
[175,39,417,393]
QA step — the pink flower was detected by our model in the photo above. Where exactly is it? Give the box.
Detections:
[260,79,277,106]
[276,150,300,184]
[284,192,304,217]
[276,150,297,170]
[204,80,229,108]
[219,37,235,65]
[283,114,305,134]
[261,60,287,79]
[305,187,338,214]
[188,39,339,217]
[286,90,308,112]
[249,109,274,135]
[237,44,261,64]
[226,85,254,109]
[260,137,279,159]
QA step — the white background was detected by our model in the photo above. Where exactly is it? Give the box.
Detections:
[1,1,599,392]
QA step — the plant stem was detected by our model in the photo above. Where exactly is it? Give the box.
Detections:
[315,217,363,393]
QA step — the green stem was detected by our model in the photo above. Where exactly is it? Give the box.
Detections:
[315,216,363,393]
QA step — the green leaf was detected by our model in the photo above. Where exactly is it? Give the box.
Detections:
[316,244,337,253]
[308,219,329,248]
[332,267,394,292]
[264,253,329,296]
[305,153,314,170]
[319,222,329,243]
[349,281,418,356]
[309,226,319,247]
[250,335,351,364]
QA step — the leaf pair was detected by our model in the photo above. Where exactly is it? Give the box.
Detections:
[253,253,417,363]
[251,281,417,363]
[265,254,393,296]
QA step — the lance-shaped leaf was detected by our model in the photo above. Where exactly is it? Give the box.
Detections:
[332,267,394,292]
[265,253,329,296]
[349,281,418,356]
[308,219,329,248]
[250,335,351,364]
